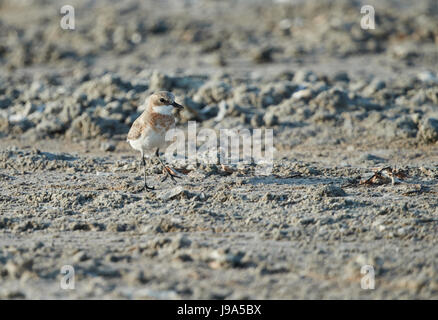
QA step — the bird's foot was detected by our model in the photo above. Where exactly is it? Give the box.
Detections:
[136,184,155,193]
[161,166,182,183]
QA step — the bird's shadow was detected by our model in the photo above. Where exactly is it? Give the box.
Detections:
[39,152,78,161]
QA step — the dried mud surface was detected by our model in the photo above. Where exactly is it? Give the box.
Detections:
[0,0,438,299]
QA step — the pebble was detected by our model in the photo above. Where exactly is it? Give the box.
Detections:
[100,142,116,152]
[317,185,347,197]
[418,117,438,143]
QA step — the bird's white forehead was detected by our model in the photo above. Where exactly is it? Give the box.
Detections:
[153,105,173,115]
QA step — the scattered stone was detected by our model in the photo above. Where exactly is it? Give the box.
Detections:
[418,117,438,143]
[252,46,275,64]
[73,251,89,262]
[417,71,438,84]
[363,79,386,96]
[300,218,315,225]
[208,249,245,269]
[4,259,33,279]
[263,112,279,126]
[170,234,192,250]
[312,88,349,112]
[250,114,263,127]
[293,70,318,83]
[100,142,116,152]
[317,185,347,197]
[158,186,183,200]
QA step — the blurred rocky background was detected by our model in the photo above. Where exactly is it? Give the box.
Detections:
[0,0,437,148]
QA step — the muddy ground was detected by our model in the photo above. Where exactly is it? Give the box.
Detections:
[0,0,438,299]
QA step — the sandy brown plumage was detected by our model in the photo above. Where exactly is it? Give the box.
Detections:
[126,91,184,191]
[127,117,144,141]
[147,112,175,131]
[127,110,175,144]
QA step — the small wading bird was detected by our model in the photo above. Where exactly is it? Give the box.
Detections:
[127,91,184,192]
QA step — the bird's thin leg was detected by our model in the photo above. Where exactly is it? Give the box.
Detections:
[155,148,181,183]
[138,152,154,192]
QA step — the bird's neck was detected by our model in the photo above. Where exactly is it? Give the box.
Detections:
[140,105,173,121]
[146,104,174,116]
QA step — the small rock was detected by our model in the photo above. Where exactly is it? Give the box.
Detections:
[363,78,386,96]
[312,88,349,111]
[194,81,231,105]
[317,185,346,197]
[293,70,318,83]
[332,72,350,83]
[149,71,172,91]
[124,270,148,285]
[250,114,263,127]
[417,71,438,84]
[263,112,279,126]
[359,153,387,163]
[252,46,275,64]
[208,248,245,269]
[2,290,26,299]
[418,117,438,143]
[291,88,313,101]
[5,259,33,279]
[73,251,89,262]
[171,234,192,250]
[100,142,116,152]
[300,218,315,225]
[158,186,186,201]
[0,97,12,109]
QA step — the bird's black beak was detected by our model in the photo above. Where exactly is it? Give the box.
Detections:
[172,101,184,110]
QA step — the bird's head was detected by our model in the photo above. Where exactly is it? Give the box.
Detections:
[148,91,183,115]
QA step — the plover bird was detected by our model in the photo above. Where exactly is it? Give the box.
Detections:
[127,91,184,191]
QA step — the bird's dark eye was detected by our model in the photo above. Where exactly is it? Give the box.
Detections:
[159,98,166,103]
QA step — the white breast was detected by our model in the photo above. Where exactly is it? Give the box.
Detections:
[128,127,169,156]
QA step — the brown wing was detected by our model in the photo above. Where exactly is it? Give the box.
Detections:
[127,117,144,141]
